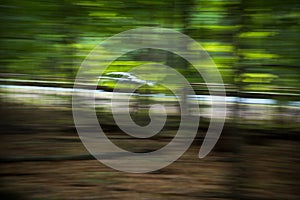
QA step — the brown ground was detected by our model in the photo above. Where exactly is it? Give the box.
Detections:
[0,102,299,200]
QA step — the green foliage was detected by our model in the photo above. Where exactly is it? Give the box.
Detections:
[0,0,299,93]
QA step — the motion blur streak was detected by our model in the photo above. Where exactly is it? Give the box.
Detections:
[0,0,299,199]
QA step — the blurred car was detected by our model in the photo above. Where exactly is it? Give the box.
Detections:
[98,72,156,92]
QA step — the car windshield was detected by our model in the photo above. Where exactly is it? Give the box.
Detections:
[106,72,137,79]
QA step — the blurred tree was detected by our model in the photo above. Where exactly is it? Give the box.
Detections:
[0,0,299,91]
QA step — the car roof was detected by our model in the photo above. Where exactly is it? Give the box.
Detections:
[106,72,132,76]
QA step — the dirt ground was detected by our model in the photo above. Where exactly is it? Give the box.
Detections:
[0,102,299,200]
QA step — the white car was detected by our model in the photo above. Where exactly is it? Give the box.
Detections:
[98,72,156,90]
